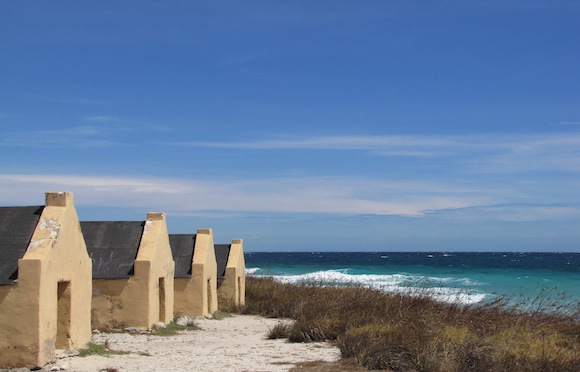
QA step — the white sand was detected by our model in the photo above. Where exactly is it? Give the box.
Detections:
[53,315,340,372]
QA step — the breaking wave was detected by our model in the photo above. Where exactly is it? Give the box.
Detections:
[245,267,261,275]
[248,268,487,305]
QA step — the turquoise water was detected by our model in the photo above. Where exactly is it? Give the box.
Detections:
[245,252,580,306]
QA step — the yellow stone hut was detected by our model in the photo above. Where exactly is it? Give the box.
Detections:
[0,192,92,369]
[215,239,246,307]
[170,228,218,317]
[81,212,174,330]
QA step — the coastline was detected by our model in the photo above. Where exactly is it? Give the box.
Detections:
[245,251,580,305]
[53,315,340,372]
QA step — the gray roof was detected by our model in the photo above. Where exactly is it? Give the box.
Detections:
[169,234,196,278]
[81,221,145,279]
[214,244,231,280]
[0,206,44,285]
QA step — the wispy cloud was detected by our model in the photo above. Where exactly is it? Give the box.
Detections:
[0,173,501,217]
[0,126,129,148]
[174,135,460,152]
[554,121,580,127]
[82,116,122,123]
[83,115,172,132]
[1,114,171,148]
[431,203,580,222]
[171,133,580,172]
[23,94,106,106]
[219,52,264,66]
[471,134,580,173]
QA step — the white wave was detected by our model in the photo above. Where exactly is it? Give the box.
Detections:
[436,277,485,286]
[273,270,413,287]
[245,267,261,275]
[384,286,488,305]
[258,269,487,305]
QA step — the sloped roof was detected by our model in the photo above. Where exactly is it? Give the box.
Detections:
[169,234,196,278]
[214,244,231,279]
[0,206,44,285]
[81,221,144,279]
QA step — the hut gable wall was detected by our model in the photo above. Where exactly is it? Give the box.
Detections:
[218,239,246,306]
[0,192,92,369]
[173,228,217,317]
[89,213,174,330]
[134,212,175,326]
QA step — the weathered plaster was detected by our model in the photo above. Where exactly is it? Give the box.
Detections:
[0,192,92,369]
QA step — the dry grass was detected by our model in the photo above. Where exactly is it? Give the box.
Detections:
[290,359,368,371]
[241,276,580,371]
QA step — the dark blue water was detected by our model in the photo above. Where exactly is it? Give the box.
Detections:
[245,252,580,305]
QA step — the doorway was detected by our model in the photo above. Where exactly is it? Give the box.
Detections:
[56,281,71,349]
[159,278,166,322]
[238,276,242,305]
[207,279,212,314]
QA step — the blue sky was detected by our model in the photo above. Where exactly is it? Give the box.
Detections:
[1,1,579,251]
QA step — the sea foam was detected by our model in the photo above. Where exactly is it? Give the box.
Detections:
[249,268,487,305]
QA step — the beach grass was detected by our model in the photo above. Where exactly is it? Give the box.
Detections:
[151,321,200,336]
[242,276,580,371]
[78,341,131,357]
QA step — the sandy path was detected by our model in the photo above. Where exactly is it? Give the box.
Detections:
[53,315,340,372]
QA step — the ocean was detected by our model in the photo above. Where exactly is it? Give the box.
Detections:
[245,252,580,307]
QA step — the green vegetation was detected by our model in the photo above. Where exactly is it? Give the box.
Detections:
[241,276,580,371]
[78,341,131,357]
[211,310,233,320]
[151,321,200,336]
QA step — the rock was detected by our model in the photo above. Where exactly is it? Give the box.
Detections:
[124,326,147,333]
[92,329,100,334]
[175,316,196,327]
[155,322,166,329]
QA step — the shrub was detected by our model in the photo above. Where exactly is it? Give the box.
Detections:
[268,321,291,339]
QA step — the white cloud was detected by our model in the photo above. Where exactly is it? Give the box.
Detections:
[0,173,496,217]
[175,134,460,153]
[432,204,580,222]
[172,133,580,172]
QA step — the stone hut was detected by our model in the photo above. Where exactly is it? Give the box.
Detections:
[81,212,174,330]
[0,192,92,369]
[170,228,218,317]
[215,239,246,307]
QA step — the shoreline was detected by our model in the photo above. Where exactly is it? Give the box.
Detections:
[51,315,340,372]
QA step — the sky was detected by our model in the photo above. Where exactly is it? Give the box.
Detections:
[1,1,579,252]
